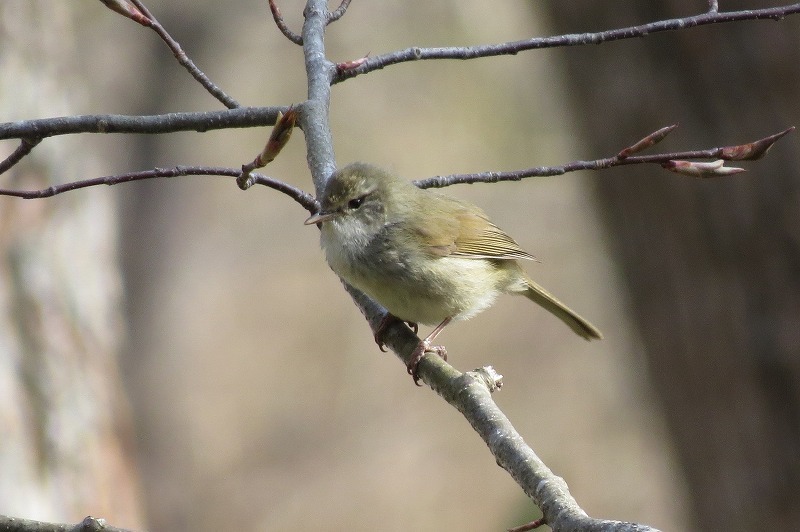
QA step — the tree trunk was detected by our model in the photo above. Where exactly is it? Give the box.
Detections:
[0,2,143,526]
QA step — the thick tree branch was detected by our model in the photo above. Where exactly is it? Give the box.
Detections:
[0,107,288,141]
[300,0,337,189]
[333,3,800,82]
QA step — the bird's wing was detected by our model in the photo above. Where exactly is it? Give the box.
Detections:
[408,194,537,261]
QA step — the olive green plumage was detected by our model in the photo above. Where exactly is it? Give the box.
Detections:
[306,162,602,342]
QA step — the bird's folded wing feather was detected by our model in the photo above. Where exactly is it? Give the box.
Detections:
[408,195,537,261]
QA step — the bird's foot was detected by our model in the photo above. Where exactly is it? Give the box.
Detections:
[374,314,418,352]
[407,340,447,386]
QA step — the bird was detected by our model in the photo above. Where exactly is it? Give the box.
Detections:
[305,162,602,384]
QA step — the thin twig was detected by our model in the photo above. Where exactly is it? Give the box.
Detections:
[126,0,240,108]
[268,0,303,45]
[0,166,317,212]
[333,3,800,82]
[508,517,547,532]
[413,128,794,189]
[708,0,720,13]
[327,0,352,23]
[0,137,42,175]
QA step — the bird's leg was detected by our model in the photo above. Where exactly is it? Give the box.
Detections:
[408,317,451,386]
[373,314,418,352]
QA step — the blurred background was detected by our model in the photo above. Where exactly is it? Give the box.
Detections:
[1,1,798,530]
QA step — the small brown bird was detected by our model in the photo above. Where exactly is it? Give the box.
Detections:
[305,163,602,383]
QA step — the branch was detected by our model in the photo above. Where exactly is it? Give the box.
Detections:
[333,3,800,82]
[99,0,240,108]
[3,126,787,234]
[300,0,337,189]
[0,137,41,174]
[0,515,133,532]
[0,107,289,177]
[268,0,303,45]
[327,0,352,23]
[0,107,287,141]
[0,166,317,212]
[344,286,661,532]
[413,127,794,189]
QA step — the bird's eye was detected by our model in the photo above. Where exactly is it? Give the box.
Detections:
[348,196,366,209]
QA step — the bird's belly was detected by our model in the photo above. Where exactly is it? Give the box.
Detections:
[340,254,503,325]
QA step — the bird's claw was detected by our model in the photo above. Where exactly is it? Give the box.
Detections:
[374,314,418,351]
[407,341,447,386]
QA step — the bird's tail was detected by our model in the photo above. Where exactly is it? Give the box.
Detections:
[522,278,603,340]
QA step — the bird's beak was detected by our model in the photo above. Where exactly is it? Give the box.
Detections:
[304,210,337,225]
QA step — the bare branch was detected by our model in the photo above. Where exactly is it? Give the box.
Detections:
[268,0,303,45]
[413,128,794,189]
[343,285,661,532]
[0,137,41,175]
[0,107,288,141]
[122,0,240,108]
[0,515,134,532]
[708,0,720,13]
[333,3,800,82]
[327,0,352,23]
[0,166,317,212]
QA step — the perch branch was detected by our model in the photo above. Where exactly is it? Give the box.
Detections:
[343,286,661,532]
